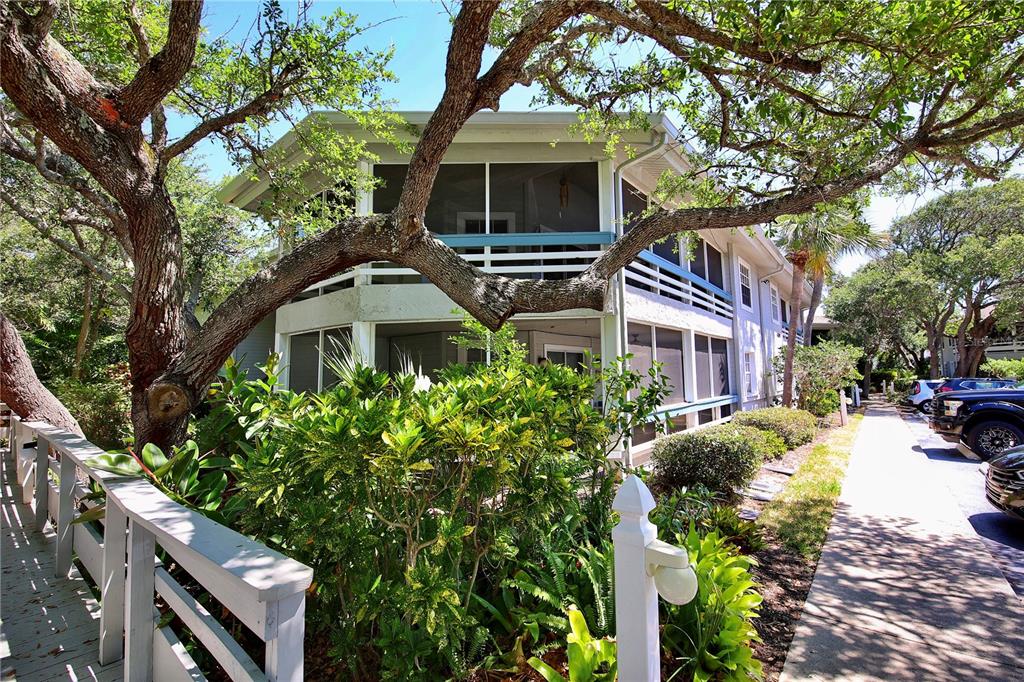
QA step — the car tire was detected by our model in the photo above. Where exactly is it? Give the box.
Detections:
[919,399,932,414]
[967,421,1024,460]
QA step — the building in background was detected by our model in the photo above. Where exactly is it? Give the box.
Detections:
[221,112,809,463]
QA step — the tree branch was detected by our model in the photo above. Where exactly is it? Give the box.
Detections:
[163,63,301,160]
[0,187,131,299]
[632,0,822,74]
[115,0,203,125]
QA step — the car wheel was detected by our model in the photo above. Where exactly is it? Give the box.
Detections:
[919,399,932,414]
[968,421,1024,460]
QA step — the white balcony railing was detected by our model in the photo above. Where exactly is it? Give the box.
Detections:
[302,232,736,321]
[6,407,313,682]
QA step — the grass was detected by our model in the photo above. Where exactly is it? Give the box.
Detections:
[758,414,864,560]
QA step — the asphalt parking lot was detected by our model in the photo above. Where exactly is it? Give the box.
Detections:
[897,405,1024,598]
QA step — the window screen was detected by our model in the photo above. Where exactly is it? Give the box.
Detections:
[289,332,320,393]
[739,264,752,308]
[711,337,731,396]
[695,334,712,399]
[655,327,685,404]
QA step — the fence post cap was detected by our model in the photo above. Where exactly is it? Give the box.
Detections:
[612,475,656,516]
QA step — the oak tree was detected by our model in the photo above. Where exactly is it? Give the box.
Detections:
[4,0,1024,446]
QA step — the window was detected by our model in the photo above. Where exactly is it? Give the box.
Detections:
[627,324,654,397]
[374,164,485,234]
[688,237,726,290]
[545,345,588,370]
[744,352,756,396]
[488,162,600,234]
[739,263,753,309]
[288,332,320,393]
[781,297,789,324]
[770,286,780,322]
[695,334,732,399]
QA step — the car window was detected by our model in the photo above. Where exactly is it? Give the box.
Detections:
[960,381,977,389]
[974,381,1000,389]
[926,381,942,388]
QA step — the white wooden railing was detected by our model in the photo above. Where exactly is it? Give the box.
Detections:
[2,404,313,682]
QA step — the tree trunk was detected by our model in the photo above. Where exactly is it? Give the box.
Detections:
[0,312,83,435]
[781,254,807,406]
[862,357,873,396]
[72,272,93,381]
[925,325,941,378]
[802,271,824,347]
[955,313,996,377]
[124,193,190,450]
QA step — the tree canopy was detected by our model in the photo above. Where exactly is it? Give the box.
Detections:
[3,0,1024,445]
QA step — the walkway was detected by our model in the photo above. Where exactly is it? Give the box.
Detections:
[1,455,121,681]
[780,402,1024,681]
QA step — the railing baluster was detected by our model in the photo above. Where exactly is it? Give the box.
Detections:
[55,452,76,576]
[34,434,49,531]
[125,517,156,682]
[100,499,128,665]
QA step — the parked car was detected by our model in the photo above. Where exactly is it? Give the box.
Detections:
[933,377,1017,394]
[984,445,1024,521]
[906,379,944,413]
[930,383,1024,459]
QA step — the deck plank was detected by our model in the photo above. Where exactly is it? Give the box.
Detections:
[1,453,122,681]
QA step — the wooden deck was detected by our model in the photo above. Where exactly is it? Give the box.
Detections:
[1,456,121,682]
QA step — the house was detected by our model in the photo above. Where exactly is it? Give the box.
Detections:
[220,112,810,464]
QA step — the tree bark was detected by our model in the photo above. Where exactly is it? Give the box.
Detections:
[72,272,93,381]
[803,271,824,347]
[781,253,808,406]
[0,312,83,435]
[862,356,874,396]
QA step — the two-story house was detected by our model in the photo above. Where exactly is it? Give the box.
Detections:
[219,112,809,463]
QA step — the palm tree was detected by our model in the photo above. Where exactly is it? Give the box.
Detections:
[802,216,885,347]
[773,207,880,406]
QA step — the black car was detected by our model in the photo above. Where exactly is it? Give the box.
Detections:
[985,445,1024,521]
[933,377,1017,395]
[930,383,1024,459]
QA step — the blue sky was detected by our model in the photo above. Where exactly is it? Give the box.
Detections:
[182,1,991,276]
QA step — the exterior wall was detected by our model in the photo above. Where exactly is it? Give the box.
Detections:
[231,314,276,378]
[225,114,814,467]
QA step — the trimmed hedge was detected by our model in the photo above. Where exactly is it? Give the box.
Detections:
[737,424,787,461]
[653,423,765,494]
[732,407,817,448]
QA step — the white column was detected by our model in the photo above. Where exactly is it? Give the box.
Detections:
[681,329,700,429]
[352,321,375,367]
[612,475,661,682]
[275,332,290,389]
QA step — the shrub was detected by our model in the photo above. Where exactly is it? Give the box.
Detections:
[203,322,668,680]
[980,358,1024,380]
[661,526,763,682]
[732,406,817,448]
[51,366,131,449]
[652,488,766,554]
[652,424,764,495]
[774,341,862,417]
[735,424,787,461]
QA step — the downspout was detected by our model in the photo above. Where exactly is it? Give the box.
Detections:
[612,130,669,466]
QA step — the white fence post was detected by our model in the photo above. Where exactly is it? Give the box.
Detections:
[34,434,50,531]
[125,517,156,682]
[100,499,127,665]
[265,591,307,682]
[838,389,849,426]
[612,475,661,682]
[55,452,76,576]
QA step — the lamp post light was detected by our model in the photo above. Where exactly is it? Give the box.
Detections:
[612,475,699,682]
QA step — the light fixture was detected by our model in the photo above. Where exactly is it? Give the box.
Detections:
[645,539,698,605]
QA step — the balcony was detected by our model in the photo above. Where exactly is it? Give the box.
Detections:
[302,232,735,321]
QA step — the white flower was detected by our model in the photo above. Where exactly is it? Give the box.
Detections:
[413,374,433,393]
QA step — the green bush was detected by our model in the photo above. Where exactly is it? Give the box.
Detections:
[51,368,131,449]
[652,487,766,554]
[200,323,667,680]
[661,526,763,682]
[732,406,817,448]
[735,424,787,461]
[981,358,1024,380]
[774,341,862,417]
[652,424,765,495]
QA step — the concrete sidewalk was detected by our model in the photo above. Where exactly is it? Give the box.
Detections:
[780,403,1024,682]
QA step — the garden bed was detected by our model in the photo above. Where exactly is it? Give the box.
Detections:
[743,411,865,680]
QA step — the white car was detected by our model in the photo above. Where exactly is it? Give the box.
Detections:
[907,379,944,413]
